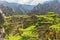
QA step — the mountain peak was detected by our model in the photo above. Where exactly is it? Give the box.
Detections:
[0,1,35,15]
[30,0,60,14]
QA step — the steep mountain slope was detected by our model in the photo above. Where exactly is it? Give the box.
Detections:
[31,0,60,14]
[0,1,35,15]
[0,5,15,16]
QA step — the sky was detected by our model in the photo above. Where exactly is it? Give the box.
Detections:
[1,0,52,5]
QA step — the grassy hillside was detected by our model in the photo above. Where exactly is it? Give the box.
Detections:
[2,12,60,40]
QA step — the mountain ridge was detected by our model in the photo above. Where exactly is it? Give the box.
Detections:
[30,0,60,14]
[0,1,35,15]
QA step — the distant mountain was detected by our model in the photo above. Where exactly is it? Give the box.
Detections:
[0,1,35,15]
[31,0,60,14]
[1,0,60,15]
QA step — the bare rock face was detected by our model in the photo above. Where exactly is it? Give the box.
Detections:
[0,27,5,40]
[31,0,60,14]
[0,9,5,40]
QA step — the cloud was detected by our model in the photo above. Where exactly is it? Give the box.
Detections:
[17,0,30,4]
[1,0,49,5]
[3,0,17,2]
[27,0,48,5]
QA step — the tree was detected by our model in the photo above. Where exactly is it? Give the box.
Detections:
[0,9,5,40]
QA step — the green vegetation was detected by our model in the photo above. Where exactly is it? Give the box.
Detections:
[1,12,60,40]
